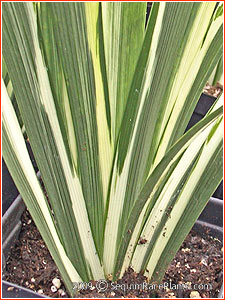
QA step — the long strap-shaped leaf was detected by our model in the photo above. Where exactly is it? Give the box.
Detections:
[132,102,223,276]
[84,2,146,202]
[112,101,223,279]
[2,81,81,295]
[101,2,146,142]
[153,5,223,168]
[147,117,223,282]
[84,2,113,205]
[48,3,112,253]
[103,2,160,274]
[3,2,104,281]
[103,2,222,276]
[2,2,223,290]
[37,3,77,173]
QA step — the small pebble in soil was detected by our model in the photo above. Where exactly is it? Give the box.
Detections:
[51,285,57,293]
[181,248,190,253]
[200,258,207,266]
[190,291,201,298]
[4,209,223,298]
[167,292,176,298]
[38,289,44,294]
[52,278,61,289]
[190,269,197,273]
[58,289,66,296]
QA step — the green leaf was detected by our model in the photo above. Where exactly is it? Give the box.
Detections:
[2,2,223,294]
[214,3,223,20]
[153,7,223,165]
[3,2,104,282]
[2,80,81,295]
[149,118,223,282]
[101,2,146,142]
[103,2,222,276]
[112,103,223,278]
[37,3,77,172]
[212,56,223,85]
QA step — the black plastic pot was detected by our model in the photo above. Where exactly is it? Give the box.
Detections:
[2,93,223,297]
[186,93,223,200]
[3,93,222,218]
[2,281,47,298]
[2,142,38,216]
[2,193,46,298]
[2,159,19,216]
[196,197,223,241]
[186,93,217,132]
[2,194,223,298]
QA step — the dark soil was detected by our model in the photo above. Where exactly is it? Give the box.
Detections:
[4,209,223,298]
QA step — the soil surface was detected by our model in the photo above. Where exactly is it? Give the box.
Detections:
[203,83,223,98]
[4,209,223,298]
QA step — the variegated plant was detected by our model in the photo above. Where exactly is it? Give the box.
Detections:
[2,2,223,297]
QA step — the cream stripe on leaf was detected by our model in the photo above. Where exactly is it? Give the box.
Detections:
[85,3,113,204]
[2,2,223,293]
[3,2,104,281]
[104,2,202,275]
[132,95,223,279]
[112,103,223,279]
[132,93,224,272]
[101,2,146,142]
[150,2,217,170]
[49,3,106,256]
[152,3,223,169]
[104,3,223,278]
[2,80,81,295]
[147,117,223,282]
[37,3,78,173]
[103,2,161,275]
[132,116,219,272]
